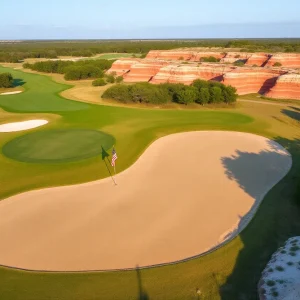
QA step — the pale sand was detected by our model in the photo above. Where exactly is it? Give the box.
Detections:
[0,91,22,95]
[0,120,48,132]
[0,131,292,271]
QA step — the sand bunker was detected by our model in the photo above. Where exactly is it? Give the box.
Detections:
[0,120,48,132]
[0,91,22,95]
[0,131,292,271]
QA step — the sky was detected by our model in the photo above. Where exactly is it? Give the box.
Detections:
[0,0,299,39]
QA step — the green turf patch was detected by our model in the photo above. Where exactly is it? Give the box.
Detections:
[2,129,115,163]
[0,66,89,113]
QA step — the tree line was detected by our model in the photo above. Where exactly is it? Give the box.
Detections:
[1,39,300,62]
[102,80,237,105]
[0,73,14,88]
[23,59,113,80]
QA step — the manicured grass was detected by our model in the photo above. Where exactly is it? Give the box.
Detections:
[3,129,115,163]
[0,66,299,300]
[0,67,88,112]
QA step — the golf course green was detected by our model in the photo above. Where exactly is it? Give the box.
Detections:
[0,65,299,300]
[3,129,115,163]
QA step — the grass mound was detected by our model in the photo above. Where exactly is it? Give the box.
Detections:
[2,129,115,163]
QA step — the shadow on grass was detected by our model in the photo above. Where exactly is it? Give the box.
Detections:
[136,266,150,300]
[281,107,300,122]
[219,137,300,299]
[101,146,116,185]
[13,78,26,87]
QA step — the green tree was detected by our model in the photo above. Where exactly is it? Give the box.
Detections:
[0,73,14,88]
[115,76,123,83]
[222,85,237,104]
[175,86,198,105]
[199,88,210,105]
[210,86,222,103]
[192,79,209,90]
[92,78,107,86]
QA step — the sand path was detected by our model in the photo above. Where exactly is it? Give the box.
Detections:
[0,131,292,271]
[0,120,48,132]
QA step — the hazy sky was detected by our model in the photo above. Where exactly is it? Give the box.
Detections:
[1,0,299,39]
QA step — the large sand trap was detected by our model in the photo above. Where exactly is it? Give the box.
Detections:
[0,91,22,95]
[0,120,48,132]
[0,131,292,271]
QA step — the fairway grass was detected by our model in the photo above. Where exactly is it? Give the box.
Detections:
[0,65,299,300]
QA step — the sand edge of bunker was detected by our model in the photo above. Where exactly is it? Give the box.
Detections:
[0,131,293,272]
[0,119,49,133]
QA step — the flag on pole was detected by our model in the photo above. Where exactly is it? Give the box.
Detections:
[111,146,118,166]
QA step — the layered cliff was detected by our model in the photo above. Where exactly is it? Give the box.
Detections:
[223,68,284,95]
[245,53,271,67]
[146,50,224,61]
[107,56,299,99]
[123,60,168,82]
[266,74,300,100]
[151,64,234,84]
[266,53,300,68]
[107,58,142,76]
[221,52,251,64]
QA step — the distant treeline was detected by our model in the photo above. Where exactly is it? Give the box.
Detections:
[1,39,300,62]
[23,59,113,80]
[0,72,14,88]
[102,80,237,105]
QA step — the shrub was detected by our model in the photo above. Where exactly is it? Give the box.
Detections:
[210,86,222,103]
[102,80,237,106]
[273,62,282,67]
[105,74,115,83]
[266,280,276,287]
[0,73,14,88]
[175,86,198,105]
[275,266,284,271]
[200,56,220,63]
[116,76,123,83]
[234,60,246,67]
[198,88,210,105]
[102,84,132,103]
[92,78,107,86]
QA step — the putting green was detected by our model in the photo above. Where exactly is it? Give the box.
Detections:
[2,129,115,163]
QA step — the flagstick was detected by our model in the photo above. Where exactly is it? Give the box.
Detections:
[113,164,117,185]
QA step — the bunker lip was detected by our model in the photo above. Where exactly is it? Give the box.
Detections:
[0,120,48,132]
[0,131,292,272]
[0,91,23,95]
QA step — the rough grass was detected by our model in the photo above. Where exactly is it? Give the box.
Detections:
[0,66,299,300]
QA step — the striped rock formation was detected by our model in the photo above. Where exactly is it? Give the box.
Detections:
[146,50,224,61]
[123,60,168,82]
[245,53,271,67]
[266,74,300,100]
[266,53,300,68]
[151,64,235,85]
[222,68,284,95]
[221,52,251,64]
[107,58,142,76]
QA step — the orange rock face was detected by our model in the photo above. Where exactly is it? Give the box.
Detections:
[151,64,234,85]
[222,69,284,95]
[245,53,271,67]
[146,50,224,61]
[266,53,300,68]
[107,52,300,99]
[107,58,142,76]
[123,60,168,82]
[221,52,251,64]
[266,74,300,100]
